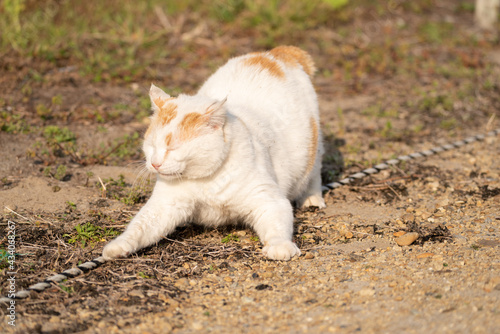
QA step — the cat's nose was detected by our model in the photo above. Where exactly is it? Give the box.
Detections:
[151,162,162,170]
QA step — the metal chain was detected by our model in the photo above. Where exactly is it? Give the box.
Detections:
[1,128,499,304]
[324,128,500,190]
[0,257,106,303]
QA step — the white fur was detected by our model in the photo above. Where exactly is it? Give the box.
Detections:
[103,48,325,261]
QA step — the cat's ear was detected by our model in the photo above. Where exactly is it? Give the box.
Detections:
[149,84,171,113]
[205,97,227,130]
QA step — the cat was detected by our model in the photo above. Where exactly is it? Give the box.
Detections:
[103,45,325,261]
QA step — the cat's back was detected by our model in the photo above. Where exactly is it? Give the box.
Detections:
[197,46,317,111]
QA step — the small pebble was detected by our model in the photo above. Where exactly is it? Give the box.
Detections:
[417,252,434,259]
[192,322,203,331]
[174,278,189,289]
[224,276,233,283]
[395,232,419,246]
[393,231,406,237]
[304,252,315,259]
[401,213,415,222]
[261,271,274,278]
[128,289,144,298]
[359,288,375,297]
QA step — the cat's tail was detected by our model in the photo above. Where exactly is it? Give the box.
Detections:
[269,45,316,77]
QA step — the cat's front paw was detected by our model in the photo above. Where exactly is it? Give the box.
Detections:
[102,238,134,260]
[262,240,301,261]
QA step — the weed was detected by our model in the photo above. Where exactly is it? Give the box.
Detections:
[63,222,119,248]
[440,118,457,130]
[54,165,68,181]
[59,283,74,294]
[0,112,30,134]
[221,234,240,243]
[419,22,453,44]
[0,249,12,269]
[66,201,76,210]
[137,271,150,279]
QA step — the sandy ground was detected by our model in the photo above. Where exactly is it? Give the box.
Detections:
[1,2,500,333]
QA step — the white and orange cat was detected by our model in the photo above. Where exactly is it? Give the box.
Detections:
[103,46,325,261]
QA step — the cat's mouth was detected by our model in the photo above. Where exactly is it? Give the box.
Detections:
[158,172,182,178]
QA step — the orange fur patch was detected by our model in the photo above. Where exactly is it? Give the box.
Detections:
[159,103,178,126]
[243,54,285,78]
[269,46,316,77]
[178,112,207,142]
[154,98,166,109]
[164,133,173,147]
[305,116,319,176]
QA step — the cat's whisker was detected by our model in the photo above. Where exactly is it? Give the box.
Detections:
[134,165,152,190]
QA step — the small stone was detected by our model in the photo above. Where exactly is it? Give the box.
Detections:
[394,296,403,301]
[304,252,315,259]
[359,288,375,296]
[395,232,419,246]
[477,239,500,247]
[393,231,406,237]
[401,213,415,222]
[224,276,233,283]
[49,316,60,323]
[344,231,354,239]
[192,322,203,331]
[174,278,189,289]
[128,289,144,298]
[417,252,434,259]
[261,271,274,278]
[234,230,247,237]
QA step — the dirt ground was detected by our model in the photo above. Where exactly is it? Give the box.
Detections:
[1,1,500,333]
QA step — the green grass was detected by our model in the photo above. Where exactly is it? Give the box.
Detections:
[0,0,350,82]
[63,222,119,248]
[221,233,240,243]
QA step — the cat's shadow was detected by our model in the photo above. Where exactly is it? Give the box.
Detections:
[321,133,346,186]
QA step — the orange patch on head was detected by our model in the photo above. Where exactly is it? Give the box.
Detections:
[178,112,207,142]
[269,46,316,77]
[305,116,319,176]
[164,133,173,147]
[158,102,178,126]
[243,54,284,78]
[154,98,166,110]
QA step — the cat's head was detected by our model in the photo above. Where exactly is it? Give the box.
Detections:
[143,84,228,180]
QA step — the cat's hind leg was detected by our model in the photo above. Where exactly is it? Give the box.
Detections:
[296,163,326,209]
